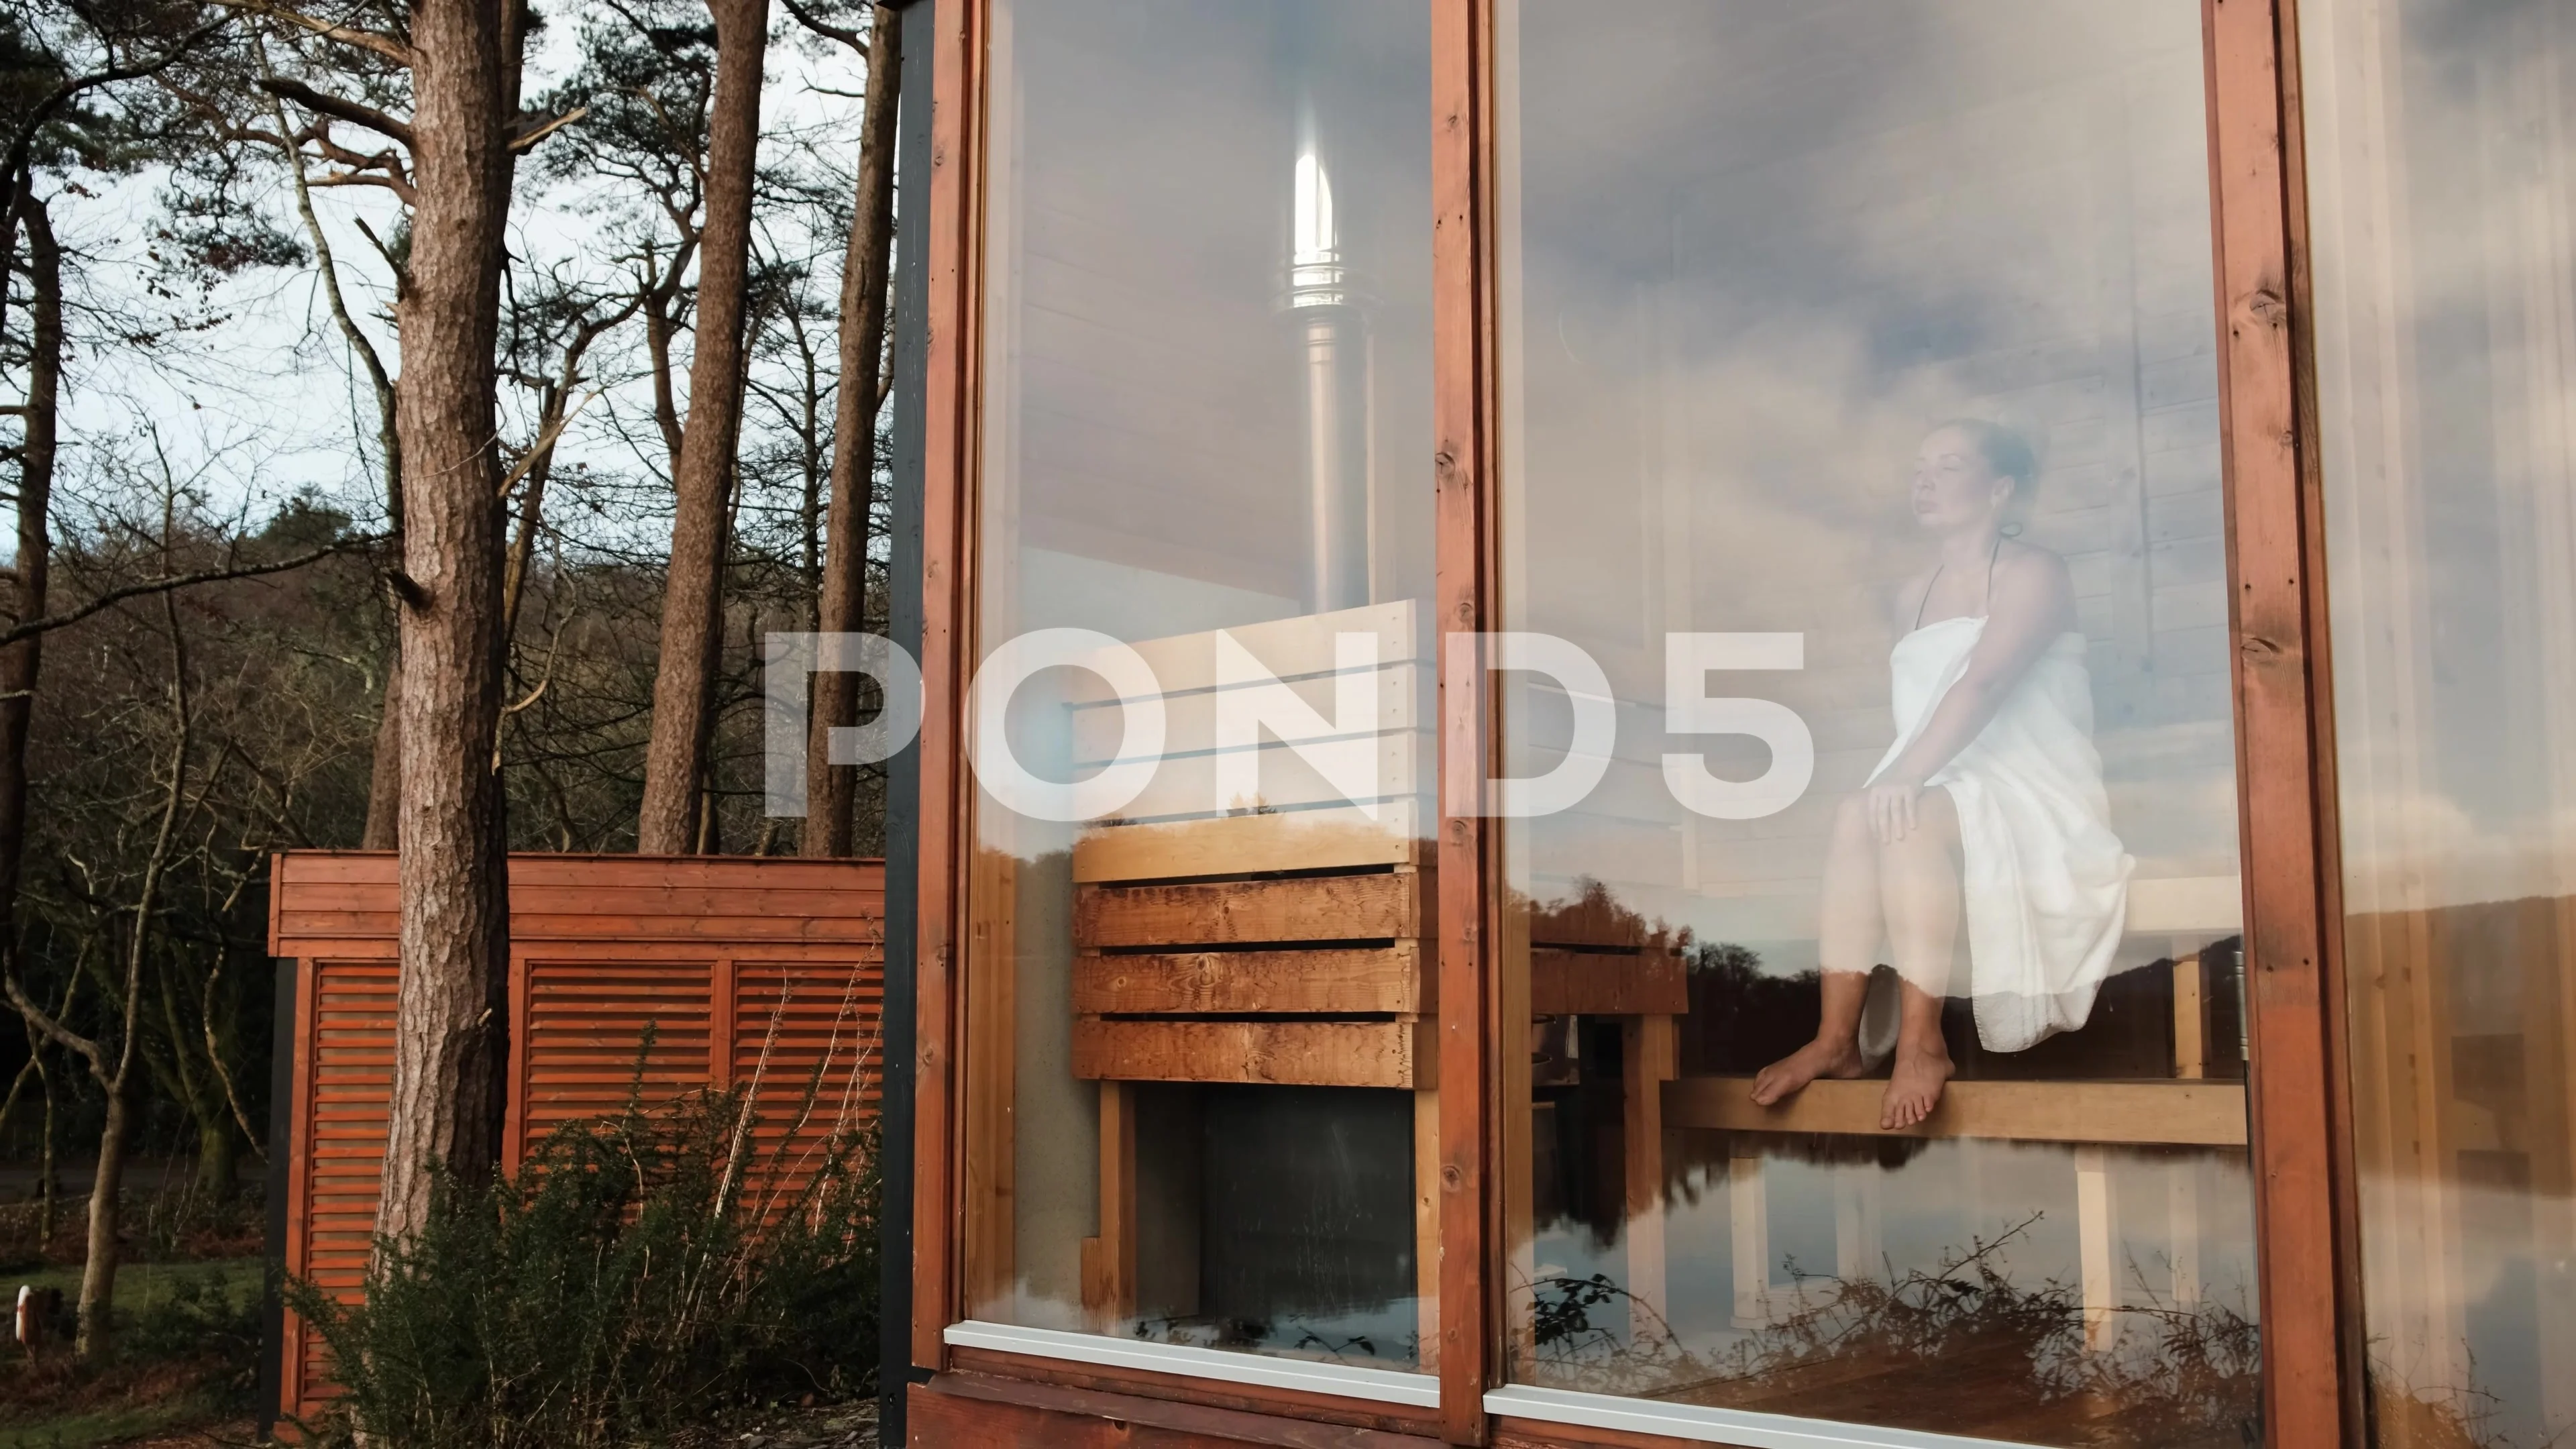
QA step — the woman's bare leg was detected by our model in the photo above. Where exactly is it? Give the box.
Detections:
[1752,797,1880,1105]
[1878,788,1961,1129]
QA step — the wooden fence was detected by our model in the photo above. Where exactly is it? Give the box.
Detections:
[264,851,887,1426]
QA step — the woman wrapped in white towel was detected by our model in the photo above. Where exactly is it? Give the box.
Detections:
[1751,421,2133,1130]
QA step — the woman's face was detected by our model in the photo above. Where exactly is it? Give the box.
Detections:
[1910,428,2014,531]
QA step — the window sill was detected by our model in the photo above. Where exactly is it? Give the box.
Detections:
[942,1320,1442,1409]
[1486,1385,2049,1449]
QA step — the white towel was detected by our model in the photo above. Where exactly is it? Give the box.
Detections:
[1867,617,2133,1051]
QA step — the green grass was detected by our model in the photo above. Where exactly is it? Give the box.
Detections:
[0,1256,265,1449]
[0,1396,221,1449]
[9,1255,262,1316]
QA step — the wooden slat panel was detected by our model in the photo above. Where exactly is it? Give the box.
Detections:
[731,958,885,1208]
[488,914,883,943]
[519,961,714,1140]
[1071,1018,1430,1089]
[1069,661,1428,763]
[1063,600,1429,704]
[294,958,396,1413]
[268,852,885,953]
[1072,944,1426,1016]
[1074,869,1429,950]
[284,882,885,920]
[1529,949,1687,1017]
[1099,731,1428,823]
[271,851,885,891]
[1662,1075,2249,1147]
[1073,807,1424,883]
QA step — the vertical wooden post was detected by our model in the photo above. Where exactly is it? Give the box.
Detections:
[503,947,531,1173]
[1729,1152,1770,1329]
[2174,950,2208,1080]
[961,849,1016,1318]
[1416,1085,1441,1371]
[1833,1164,1882,1285]
[709,955,737,1088]
[1433,0,1498,1441]
[2170,944,2209,1314]
[911,0,983,1375]
[2172,1157,2204,1307]
[1621,1014,1672,1342]
[2076,1145,2118,1351]
[1080,1079,1136,1328]
[2206,1,2365,1443]
[279,954,319,1421]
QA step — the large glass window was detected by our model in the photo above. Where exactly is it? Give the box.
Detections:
[965,0,1436,1371]
[2304,1,2576,1444]
[1495,3,2261,1442]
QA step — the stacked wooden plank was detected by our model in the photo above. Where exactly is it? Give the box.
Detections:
[1071,844,1435,1091]
[1067,600,1434,1093]
[1061,602,1438,1342]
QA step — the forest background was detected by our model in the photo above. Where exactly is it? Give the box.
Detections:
[0,0,906,1432]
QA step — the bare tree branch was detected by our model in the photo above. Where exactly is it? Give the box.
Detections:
[0,539,373,650]
[199,957,268,1163]
[511,105,588,153]
[256,76,415,148]
[780,0,867,54]
[211,0,412,67]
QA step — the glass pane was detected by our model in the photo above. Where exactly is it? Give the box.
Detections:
[2303,1,2576,1443]
[967,0,1436,1371]
[1497,3,2261,1442]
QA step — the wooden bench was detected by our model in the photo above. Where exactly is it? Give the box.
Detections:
[1628,873,2246,1348]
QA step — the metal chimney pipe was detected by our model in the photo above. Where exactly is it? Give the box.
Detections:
[1286,135,1373,614]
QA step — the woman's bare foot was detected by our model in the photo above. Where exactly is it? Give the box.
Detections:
[1750,1036,1867,1106]
[1880,1040,1954,1130]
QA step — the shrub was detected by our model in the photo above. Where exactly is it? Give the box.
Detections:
[287,1069,880,1449]
[1525,1215,2263,1445]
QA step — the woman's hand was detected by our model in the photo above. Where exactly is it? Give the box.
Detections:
[1868,773,1927,843]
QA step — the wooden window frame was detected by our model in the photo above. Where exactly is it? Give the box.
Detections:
[904,1,2367,1445]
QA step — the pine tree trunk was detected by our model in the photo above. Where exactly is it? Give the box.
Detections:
[0,192,57,978]
[362,663,400,849]
[74,1085,129,1360]
[1,197,62,1265]
[376,0,517,1245]
[637,0,770,855]
[195,1114,239,1202]
[803,3,901,859]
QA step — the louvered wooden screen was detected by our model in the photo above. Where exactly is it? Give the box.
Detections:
[268,853,886,1426]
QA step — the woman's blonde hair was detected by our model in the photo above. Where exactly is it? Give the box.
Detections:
[1935,417,2037,490]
